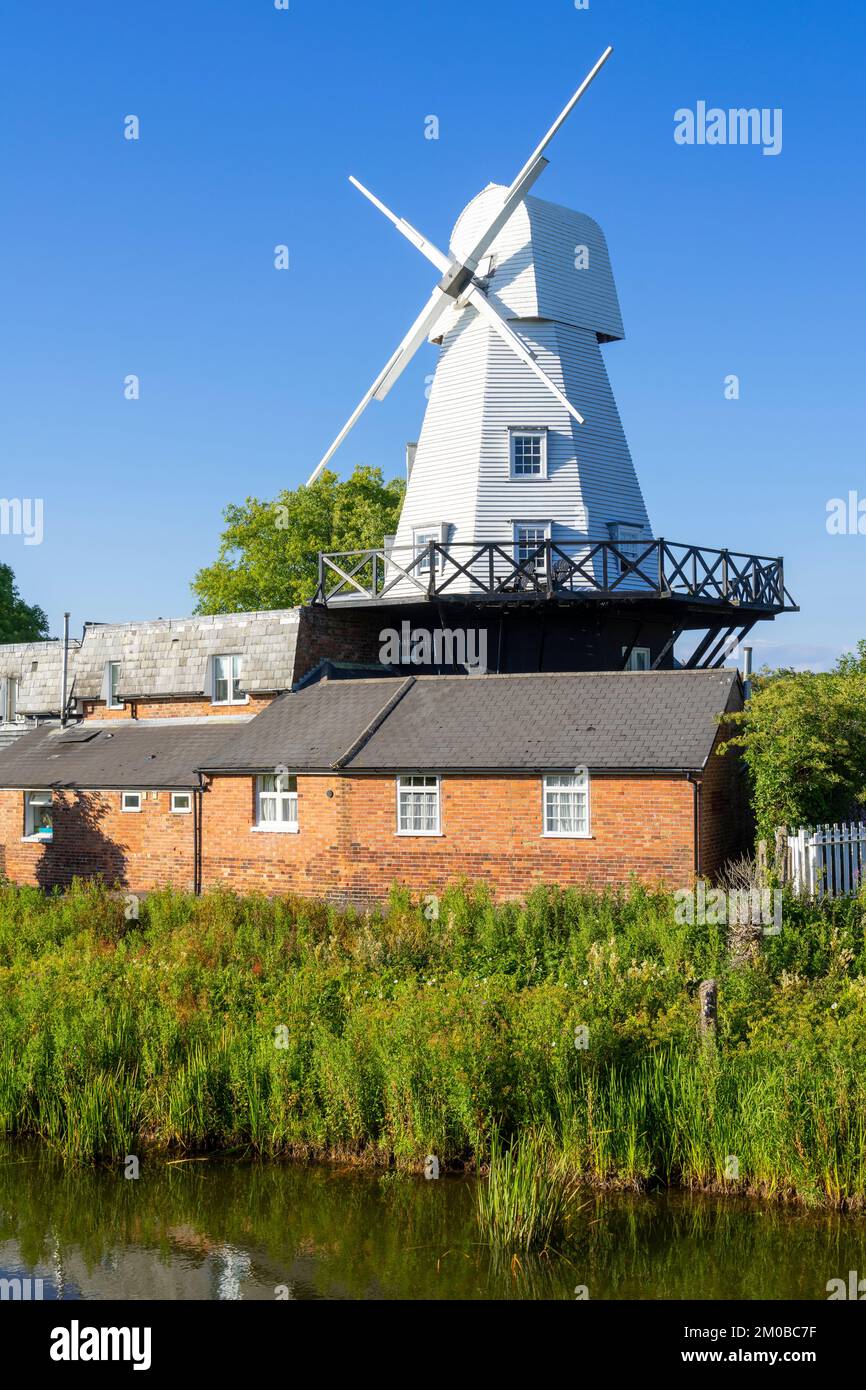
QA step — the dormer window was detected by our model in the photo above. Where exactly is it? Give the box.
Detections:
[213,654,244,705]
[107,662,122,710]
[510,428,547,478]
[2,677,18,723]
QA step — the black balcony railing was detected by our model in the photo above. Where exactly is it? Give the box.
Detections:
[315,538,797,613]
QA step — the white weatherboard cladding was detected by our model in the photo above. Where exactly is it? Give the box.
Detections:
[390,188,650,595]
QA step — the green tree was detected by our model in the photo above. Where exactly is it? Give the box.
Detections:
[719,648,866,839]
[191,467,405,614]
[0,563,49,643]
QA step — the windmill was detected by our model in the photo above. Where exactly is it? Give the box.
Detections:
[308,46,612,488]
[310,47,796,675]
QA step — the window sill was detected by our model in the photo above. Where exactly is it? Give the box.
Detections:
[251,824,299,834]
[395,831,444,838]
[211,699,250,708]
[541,832,593,840]
[21,834,52,844]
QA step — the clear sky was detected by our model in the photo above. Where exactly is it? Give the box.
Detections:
[1,0,863,668]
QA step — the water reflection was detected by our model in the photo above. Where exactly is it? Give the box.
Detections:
[1,1145,864,1301]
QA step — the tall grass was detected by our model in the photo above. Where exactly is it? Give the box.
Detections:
[475,1127,582,1251]
[0,878,864,1205]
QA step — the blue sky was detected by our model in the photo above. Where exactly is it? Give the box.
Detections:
[0,0,863,668]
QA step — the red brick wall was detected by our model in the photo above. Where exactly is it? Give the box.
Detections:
[0,765,747,902]
[199,772,697,902]
[0,788,195,891]
[699,733,751,879]
[81,694,274,721]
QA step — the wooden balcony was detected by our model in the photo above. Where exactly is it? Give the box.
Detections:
[315,538,797,615]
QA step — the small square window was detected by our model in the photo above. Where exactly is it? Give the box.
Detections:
[213,654,244,705]
[510,430,547,478]
[397,775,441,835]
[171,792,192,814]
[254,774,298,832]
[24,790,53,840]
[623,646,651,672]
[412,527,445,576]
[543,772,590,837]
[121,791,143,812]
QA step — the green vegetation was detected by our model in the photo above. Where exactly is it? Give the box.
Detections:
[475,1127,583,1252]
[720,640,866,840]
[1,880,865,1208]
[192,465,405,613]
[0,562,48,643]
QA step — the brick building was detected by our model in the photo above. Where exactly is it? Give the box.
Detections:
[0,610,747,901]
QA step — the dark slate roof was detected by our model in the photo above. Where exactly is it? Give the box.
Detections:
[198,678,408,773]
[0,719,247,790]
[201,670,740,775]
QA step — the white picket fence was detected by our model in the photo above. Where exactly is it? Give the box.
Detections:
[787,822,866,898]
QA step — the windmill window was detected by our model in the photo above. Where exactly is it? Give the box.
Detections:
[396,775,441,835]
[24,790,53,841]
[513,521,551,572]
[254,774,298,832]
[608,522,646,577]
[510,430,547,478]
[542,772,591,838]
[213,654,245,705]
[413,526,445,575]
[121,791,143,812]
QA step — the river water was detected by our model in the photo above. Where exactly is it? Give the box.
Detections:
[1,1145,864,1300]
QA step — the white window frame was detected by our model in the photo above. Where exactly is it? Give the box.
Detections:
[212,653,245,706]
[542,772,591,839]
[171,792,192,814]
[3,677,19,723]
[107,661,123,710]
[23,789,53,841]
[396,775,442,836]
[513,520,551,573]
[623,646,651,672]
[509,428,548,479]
[412,525,447,576]
[121,791,143,813]
[253,774,299,833]
[608,522,647,579]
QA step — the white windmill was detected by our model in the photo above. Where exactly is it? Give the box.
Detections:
[308,47,653,595]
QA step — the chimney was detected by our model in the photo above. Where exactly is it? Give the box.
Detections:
[60,612,70,727]
[742,644,753,701]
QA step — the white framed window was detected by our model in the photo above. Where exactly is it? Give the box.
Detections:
[24,790,53,840]
[509,429,547,478]
[513,521,551,572]
[3,677,19,723]
[254,774,298,832]
[623,646,651,672]
[121,791,143,813]
[171,792,192,814]
[213,654,244,705]
[608,522,647,579]
[543,772,590,838]
[107,661,122,710]
[413,525,446,576]
[397,775,441,835]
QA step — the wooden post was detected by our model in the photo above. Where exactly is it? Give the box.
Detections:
[774,826,788,884]
[699,979,718,1041]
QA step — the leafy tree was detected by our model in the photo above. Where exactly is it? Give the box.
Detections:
[719,647,866,839]
[0,563,49,643]
[192,466,406,613]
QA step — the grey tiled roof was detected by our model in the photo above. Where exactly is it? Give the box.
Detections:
[198,678,407,772]
[0,719,247,790]
[0,641,80,716]
[200,669,740,775]
[72,611,302,700]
